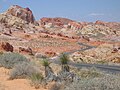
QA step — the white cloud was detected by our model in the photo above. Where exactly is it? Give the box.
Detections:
[89,13,105,16]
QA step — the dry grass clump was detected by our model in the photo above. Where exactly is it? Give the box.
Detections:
[29,73,45,89]
[9,62,41,80]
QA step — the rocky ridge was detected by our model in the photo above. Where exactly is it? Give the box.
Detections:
[0,5,120,39]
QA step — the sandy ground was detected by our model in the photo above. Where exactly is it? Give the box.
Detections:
[0,67,47,90]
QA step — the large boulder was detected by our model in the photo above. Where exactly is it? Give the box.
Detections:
[19,47,33,55]
[0,42,13,52]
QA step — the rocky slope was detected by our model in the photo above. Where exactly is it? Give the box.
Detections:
[70,43,120,64]
[0,5,120,59]
[39,18,120,39]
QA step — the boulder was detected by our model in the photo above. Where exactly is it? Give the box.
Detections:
[45,51,57,57]
[0,42,13,52]
[19,47,33,55]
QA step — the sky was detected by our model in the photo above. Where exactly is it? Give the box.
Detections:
[0,0,120,22]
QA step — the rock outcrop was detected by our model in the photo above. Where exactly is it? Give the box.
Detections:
[40,17,73,28]
[0,42,13,52]
[5,5,35,23]
[19,47,33,55]
[68,22,83,30]
[70,43,120,64]
[0,5,38,34]
[80,24,114,36]
[45,51,57,57]
[95,20,106,26]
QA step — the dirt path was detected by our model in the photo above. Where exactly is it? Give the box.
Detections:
[0,67,47,90]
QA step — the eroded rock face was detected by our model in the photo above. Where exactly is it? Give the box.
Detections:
[45,51,57,57]
[0,42,13,52]
[70,43,120,64]
[40,17,73,28]
[19,47,33,55]
[0,5,40,34]
[5,5,35,23]
[80,24,113,36]
[68,22,83,30]
[95,20,106,26]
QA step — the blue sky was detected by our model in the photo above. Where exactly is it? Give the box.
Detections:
[0,0,120,22]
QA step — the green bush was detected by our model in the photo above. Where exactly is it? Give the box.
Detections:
[9,62,40,79]
[0,52,28,69]
[42,59,50,67]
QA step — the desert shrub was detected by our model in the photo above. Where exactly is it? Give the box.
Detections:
[29,73,44,89]
[63,74,120,90]
[42,59,50,67]
[9,62,40,79]
[60,53,69,65]
[0,52,28,69]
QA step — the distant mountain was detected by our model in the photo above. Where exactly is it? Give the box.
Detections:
[0,5,120,39]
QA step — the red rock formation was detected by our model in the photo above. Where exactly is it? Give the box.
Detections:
[68,22,83,30]
[5,5,35,23]
[111,48,118,53]
[40,17,73,27]
[0,42,13,52]
[95,20,106,26]
[106,22,120,30]
[80,22,88,26]
[19,47,33,55]
[45,51,56,57]
[82,36,90,41]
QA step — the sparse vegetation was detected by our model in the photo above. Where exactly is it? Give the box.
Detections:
[0,52,28,69]
[29,73,44,89]
[52,67,120,90]
[63,74,120,90]
[76,67,103,79]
